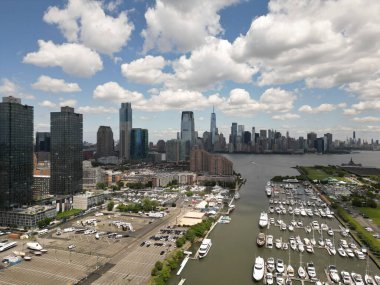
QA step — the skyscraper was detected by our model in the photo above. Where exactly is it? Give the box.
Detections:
[230,122,237,146]
[50,106,83,196]
[181,111,195,143]
[119,102,132,162]
[0,96,33,209]
[96,126,114,158]
[35,132,51,152]
[130,128,149,160]
[210,107,216,147]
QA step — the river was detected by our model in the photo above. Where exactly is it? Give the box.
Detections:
[169,151,380,285]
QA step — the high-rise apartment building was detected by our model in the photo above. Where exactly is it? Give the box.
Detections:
[119,103,132,162]
[210,107,216,147]
[35,132,51,152]
[0,96,33,209]
[130,128,149,160]
[50,106,83,196]
[181,111,195,143]
[96,126,114,158]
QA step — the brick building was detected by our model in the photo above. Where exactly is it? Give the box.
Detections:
[190,148,233,175]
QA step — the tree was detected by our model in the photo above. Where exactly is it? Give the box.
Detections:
[107,201,115,211]
[352,197,362,207]
[116,181,124,189]
[37,217,52,229]
[96,182,106,190]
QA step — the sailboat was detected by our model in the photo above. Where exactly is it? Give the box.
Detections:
[287,247,294,277]
[298,251,307,279]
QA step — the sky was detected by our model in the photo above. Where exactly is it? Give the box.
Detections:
[1,0,380,143]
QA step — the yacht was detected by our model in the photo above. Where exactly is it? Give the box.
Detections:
[328,229,334,236]
[266,235,274,248]
[276,259,285,274]
[198,239,212,258]
[328,265,340,283]
[307,262,317,279]
[266,273,274,285]
[298,266,307,279]
[355,250,366,260]
[26,242,43,251]
[341,271,352,285]
[338,247,347,257]
[351,273,364,285]
[365,275,375,285]
[275,239,282,249]
[345,248,355,258]
[257,233,266,247]
[266,186,273,197]
[267,257,275,272]
[276,273,284,285]
[253,256,265,281]
[259,212,269,228]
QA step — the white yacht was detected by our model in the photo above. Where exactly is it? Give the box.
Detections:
[352,273,364,285]
[307,262,316,279]
[198,239,212,259]
[341,271,352,285]
[328,265,340,283]
[26,242,43,251]
[266,273,274,285]
[266,186,273,197]
[259,212,269,228]
[365,275,375,285]
[253,256,265,281]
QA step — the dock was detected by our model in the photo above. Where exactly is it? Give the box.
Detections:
[178,278,186,285]
[177,255,190,276]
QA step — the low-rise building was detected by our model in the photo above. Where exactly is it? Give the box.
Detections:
[0,205,56,228]
[72,192,105,210]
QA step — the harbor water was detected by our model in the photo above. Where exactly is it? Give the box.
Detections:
[169,152,380,285]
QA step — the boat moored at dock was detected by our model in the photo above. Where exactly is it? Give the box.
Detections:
[198,239,212,259]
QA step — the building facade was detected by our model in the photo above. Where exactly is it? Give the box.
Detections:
[130,128,149,160]
[50,107,83,196]
[119,102,132,162]
[96,126,114,158]
[32,175,50,201]
[0,205,56,228]
[190,148,233,175]
[35,132,51,152]
[0,96,33,209]
[72,192,105,210]
[210,108,217,147]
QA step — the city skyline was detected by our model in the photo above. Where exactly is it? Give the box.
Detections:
[1,0,380,142]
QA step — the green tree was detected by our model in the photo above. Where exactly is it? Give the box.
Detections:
[107,201,115,211]
[96,182,106,190]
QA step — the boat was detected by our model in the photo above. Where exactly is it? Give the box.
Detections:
[298,266,307,279]
[328,229,334,236]
[282,243,288,250]
[327,246,336,255]
[338,247,347,257]
[234,192,240,199]
[355,249,366,260]
[288,225,294,232]
[267,257,275,272]
[298,243,305,252]
[373,276,380,285]
[259,212,269,228]
[328,265,340,283]
[23,256,32,261]
[266,273,274,285]
[26,242,43,251]
[365,275,375,285]
[287,264,294,277]
[305,226,312,233]
[266,186,273,197]
[275,239,282,249]
[198,239,212,258]
[345,248,355,258]
[266,235,273,248]
[307,262,317,279]
[276,259,284,273]
[253,256,265,281]
[341,271,352,285]
[0,241,17,252]
[281,223,287,231]
[276,273,284,285]
[352,273,364,285]
[257,233,266,247]
[306,244,314,253]
[285,276,292,285]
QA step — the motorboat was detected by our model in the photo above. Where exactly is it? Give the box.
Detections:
[321,224,329,231]
[351,273,364,285]
[288,225,294,232]
[374,276,380,285]
[307,262,317,279]
[266,235,273,248]
[298,243,305,252]
[341,271,352,285]
[328,229,334,236]
[306,244,314,253]
[310,238,316,246]
[365,275,375,285]
[259,212,269,228]
[198,239,212,258]
[266,186,273,197]
[318,238,325,247]
[285,276,292,285]
[26,242,43,251]
[269,206,275,213]
[338,247,347,257]
[252,256,265,281]
[267,257,275,272]
[305,226,312,233]
[355,250,366,260]
[257,233,266,247]
[328,265,340,283]
[282,243,288,250]
[312,221,319,230]
[281,223,287,231]
[266,273,274,285]
[276,273,284,285]
[345,248,355,258]
[276,259,285,273]
[327,246,336,255]
[276,239,282,249]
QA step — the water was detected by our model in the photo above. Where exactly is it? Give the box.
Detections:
[169,152,380,285]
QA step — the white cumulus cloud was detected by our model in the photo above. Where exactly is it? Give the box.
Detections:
[299,103,336,113]
[0,78,35,100]
[59,99,77,107]
[93,81,144,103]
[23,40,103,77]
[353,116,380,123]
[32,75,81,93]
[77,106,117,113]
[272,113,300,120]
[43,0,134,55]
[121,55,168,84]
[142,0,239,52]
[39,100,57,108]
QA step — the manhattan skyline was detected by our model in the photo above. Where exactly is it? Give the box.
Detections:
[1,0,380,143]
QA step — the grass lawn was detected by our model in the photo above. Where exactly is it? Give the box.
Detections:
[360,207,380,227]
[302,167,330,180]
[56,208,82,220]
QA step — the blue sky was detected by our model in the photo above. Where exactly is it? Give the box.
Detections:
[1,0,380,143]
